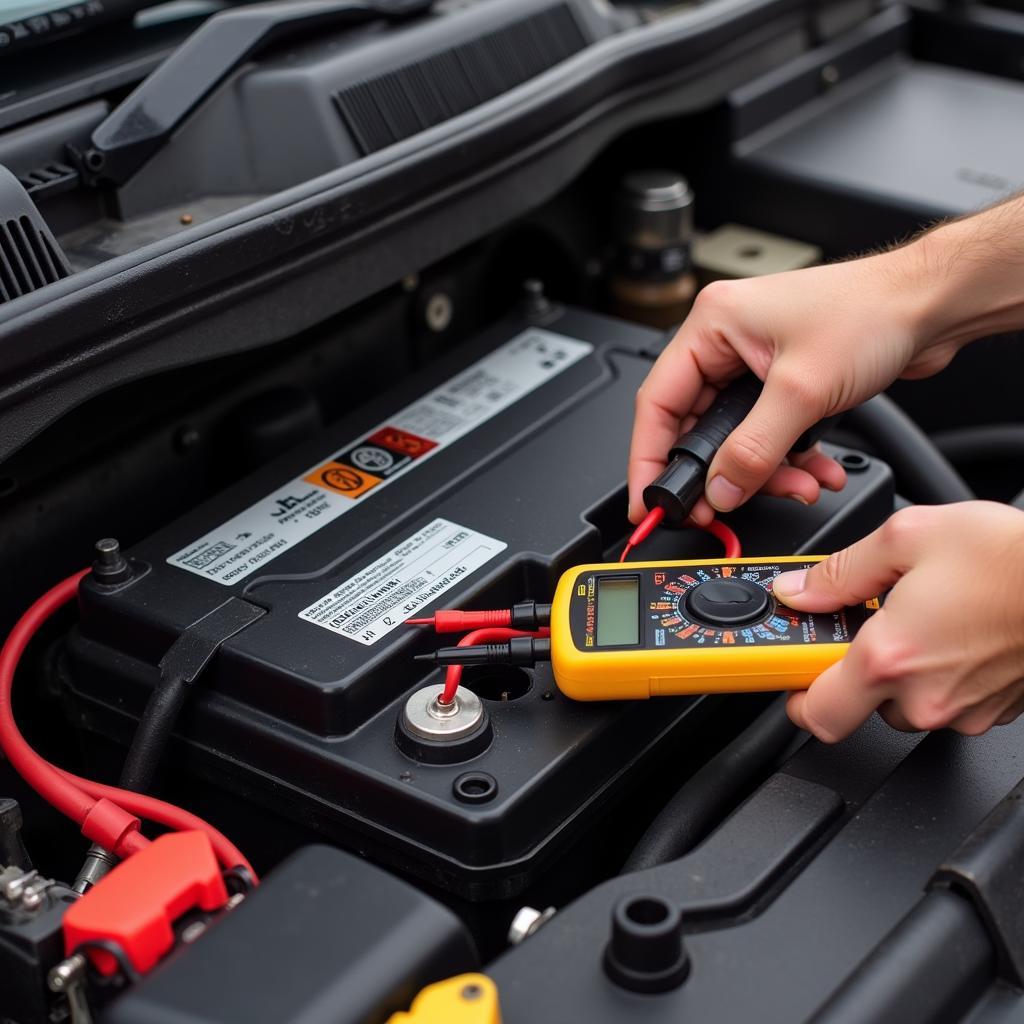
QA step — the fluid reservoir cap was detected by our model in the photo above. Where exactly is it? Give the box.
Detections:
[683,578,770,627]
[397,684,492,766]
[620,170,694,212]
[615,170,694,251]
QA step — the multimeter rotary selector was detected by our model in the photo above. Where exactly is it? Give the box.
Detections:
[550,557,878,700]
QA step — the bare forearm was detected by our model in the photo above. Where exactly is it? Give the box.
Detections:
[897,194,1024,353]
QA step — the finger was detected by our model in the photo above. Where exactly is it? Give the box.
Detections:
[786,691,809,731]
[705,370,826,513]
[773,512,920,612]
[757,465,822,507]
[878,700,919,733]
[996,692,1024,726]
[951,682,1024,735]
[628,318,748,522]
[628,336,715,523]
[948,695,1006,737]
[796,629,894,742]
[688,497,715,527]
[789,446,847,492]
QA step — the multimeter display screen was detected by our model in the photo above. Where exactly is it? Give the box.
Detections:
[596,577,640,646]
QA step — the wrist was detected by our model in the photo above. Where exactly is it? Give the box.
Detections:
[882,224,982,358]
[897,204,1024,352]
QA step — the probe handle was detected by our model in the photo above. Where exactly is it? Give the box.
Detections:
[667,372,763,466]
[670,374,835,459]
[643,373,838,524]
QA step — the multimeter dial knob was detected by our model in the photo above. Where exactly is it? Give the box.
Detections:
[683,577,771,627]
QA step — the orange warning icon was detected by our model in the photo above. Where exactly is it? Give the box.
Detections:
[305,462,382,498]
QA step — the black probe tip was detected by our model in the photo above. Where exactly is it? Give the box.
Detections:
[413,653,437,662]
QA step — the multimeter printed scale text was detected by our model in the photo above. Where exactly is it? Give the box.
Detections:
[568,562,875,653]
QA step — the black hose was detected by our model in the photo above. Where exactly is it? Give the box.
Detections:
[930,424,1024,466]
[73,672,190,890]
[114,597,264,793]
[843,396,974,505]
[622,699,798,873]
[117,673,190,792]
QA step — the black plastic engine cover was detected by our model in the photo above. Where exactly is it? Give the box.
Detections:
[103,844,478,1024]
[64,306,892,898]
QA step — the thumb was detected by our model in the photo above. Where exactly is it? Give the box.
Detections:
[704,372,822,513]
[774,516,917,612]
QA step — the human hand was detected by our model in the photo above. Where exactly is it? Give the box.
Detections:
[774,502,1024,741]
[627,248,960,526]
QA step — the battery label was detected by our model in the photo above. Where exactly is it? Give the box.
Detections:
[298,518,507,645]
[168,329,592,585]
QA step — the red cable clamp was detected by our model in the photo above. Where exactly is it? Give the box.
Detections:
[63,830,229,977]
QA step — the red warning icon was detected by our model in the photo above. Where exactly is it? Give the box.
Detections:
[367,426,438,459]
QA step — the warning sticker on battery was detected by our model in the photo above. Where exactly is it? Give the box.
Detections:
[168,329,592,585]
[299,518,507,645]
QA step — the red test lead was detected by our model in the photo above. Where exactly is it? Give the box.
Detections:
[619,507,742,562]
[407,601,552,633]
[620,506,666,562]
[435,626,551,705]
[0,569,255,878]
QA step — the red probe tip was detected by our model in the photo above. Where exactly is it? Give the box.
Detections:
[620,506,666,562]
[406,618,434,626]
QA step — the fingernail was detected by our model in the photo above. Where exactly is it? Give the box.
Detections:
[706,475,743,512]
[773,569,807,598]
[787,493,810,506]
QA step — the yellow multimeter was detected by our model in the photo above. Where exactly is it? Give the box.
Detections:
[549,557,878,700]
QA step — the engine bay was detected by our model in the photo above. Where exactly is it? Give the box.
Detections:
[3,0,1024,1021]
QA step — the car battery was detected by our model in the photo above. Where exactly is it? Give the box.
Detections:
[63,305,893,899]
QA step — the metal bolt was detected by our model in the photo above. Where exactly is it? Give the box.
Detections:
[73,845,118,894]
[424,292,453,333]
[820,63,840,87]
[94,538,121,566]
[461,983,484,1002]
[428,695,462,720]
[523,278,550,318]
[21,881,47,910]
[180,920,208,944]
[3,867,37,902]
[180,213,193,225]
[507,905,556,945]
[92,538,132,585]
[48,953,87,993]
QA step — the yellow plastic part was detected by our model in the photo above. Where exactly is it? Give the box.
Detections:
[387,974,501,1024]
[551,556,864,700]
